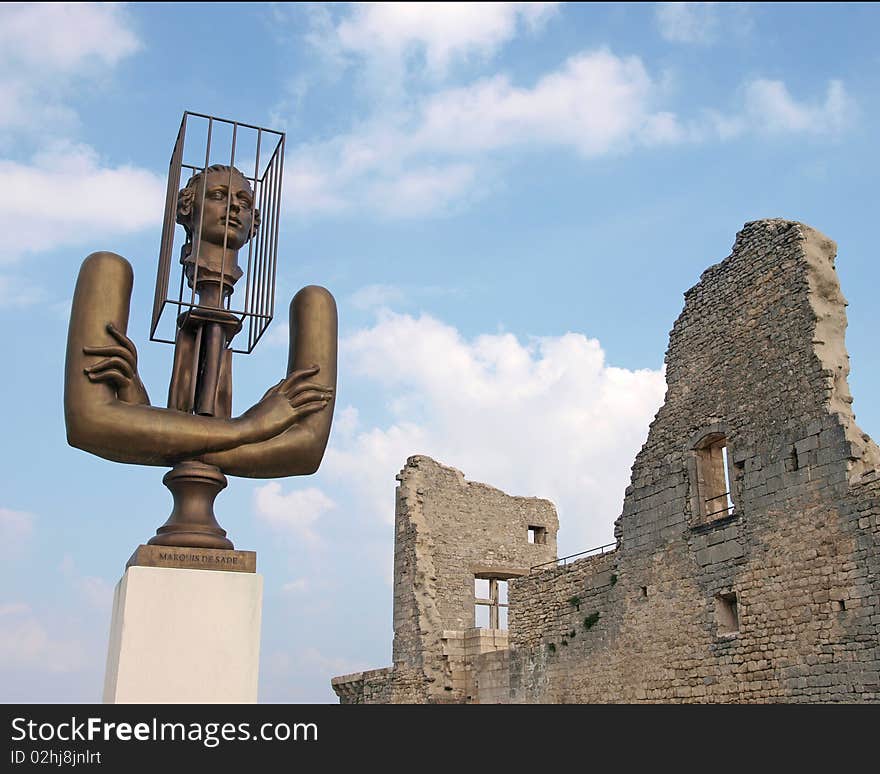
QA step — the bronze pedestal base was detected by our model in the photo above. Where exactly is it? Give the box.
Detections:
[148,460,234,550]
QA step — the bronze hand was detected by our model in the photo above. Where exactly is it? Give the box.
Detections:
[83,322,150,406]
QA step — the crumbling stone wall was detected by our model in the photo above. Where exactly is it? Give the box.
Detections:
[509,550,618,650]
[331,668,394,704]
[508,220,880,702]
[333,455,558,703]
[330,666,431,704]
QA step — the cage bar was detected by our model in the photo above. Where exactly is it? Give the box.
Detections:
[151,111,285,355]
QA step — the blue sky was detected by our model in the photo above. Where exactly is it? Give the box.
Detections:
[0,2,877,703]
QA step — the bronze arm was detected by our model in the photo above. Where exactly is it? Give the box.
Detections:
[64,252,330,467]
[199,285,338,477]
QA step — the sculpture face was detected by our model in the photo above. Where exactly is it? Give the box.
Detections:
[191,169,256,251]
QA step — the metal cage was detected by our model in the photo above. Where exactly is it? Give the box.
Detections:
[151,111,285,354]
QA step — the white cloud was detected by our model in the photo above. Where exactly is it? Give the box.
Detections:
[283,34,854,218]
[323,311,667,553]
[58,554,114,611]
[285,49,680,217]
[0,3,140,70]
[0,80,78,139]
[0,142,165,263]
[350,284,406,311]
[0,603,87,673]
[655,3,720,45]
[285,163,349,215]
[318,2,558,79]
[285,149,479,219]
[326,419,430,532]
[742,79,854,135]
[333,406,361,437]
[0,3,141,136]
[369,163,478,217]
[0,7,156,262]
[0,507,35,557]
[0,275,46,308]
[411,51,677,156]
[700,78,855,140]
[253,483,337,543]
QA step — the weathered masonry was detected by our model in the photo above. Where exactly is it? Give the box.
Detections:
[332,219,880,703]
[332,455,559,703]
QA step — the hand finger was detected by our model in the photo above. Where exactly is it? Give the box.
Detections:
[84,357,134,380]
[83,345,136,365]
[279,380,333,398]
[262,366,323,401]
[281,365,321,385]
[291,399,332,418]
[286,389,334,408]
[85,356,134,379]
[106,323,138,359]
[86,368,128,386]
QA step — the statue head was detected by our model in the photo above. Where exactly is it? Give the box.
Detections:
[176,165,261,252]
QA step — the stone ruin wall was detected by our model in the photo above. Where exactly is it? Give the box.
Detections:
[333,455,559,703]
[333,219,880,703]
[508,220,880,702]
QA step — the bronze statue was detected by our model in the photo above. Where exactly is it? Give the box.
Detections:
[64,155,336,550]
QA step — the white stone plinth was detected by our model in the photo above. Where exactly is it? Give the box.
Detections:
[103,565,263,703]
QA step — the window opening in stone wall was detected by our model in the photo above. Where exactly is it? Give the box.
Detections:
[720,445,734,512]
[715,591,739,636]
[695,434,735,521]
[527,525,547,544]
[474,577,509,630]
